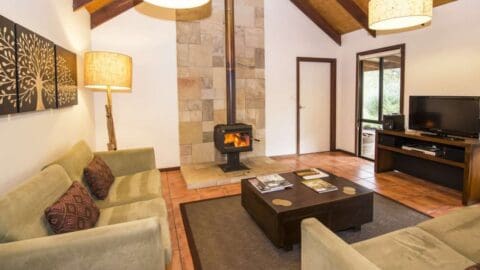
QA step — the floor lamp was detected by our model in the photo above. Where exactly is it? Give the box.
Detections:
[84,51,132,151]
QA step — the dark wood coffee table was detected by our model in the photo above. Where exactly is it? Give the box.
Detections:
[241,171,374,250]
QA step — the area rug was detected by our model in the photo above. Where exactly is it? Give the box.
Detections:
[180,156,291,189]
[181,194,430,270]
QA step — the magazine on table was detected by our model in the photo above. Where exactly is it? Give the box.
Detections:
[249,174,293,193]
[295,168,329,180]
[301,178,338,194]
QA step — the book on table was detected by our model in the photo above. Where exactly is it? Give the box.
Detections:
[295,168,329,180]
[301,178,338,194]
[249,174,293,193]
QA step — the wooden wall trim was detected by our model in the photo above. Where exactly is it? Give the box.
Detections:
[296,57,337,155]
[290,0,342,46]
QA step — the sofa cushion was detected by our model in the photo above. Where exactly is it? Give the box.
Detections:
[353,227,474,270]
[97,198,172,264]
[95,169,162,208]
[418,206,480,262]
[45,182,100,234]
[48,141,94,182]
[84,156,115,199]
[0,165,72,242]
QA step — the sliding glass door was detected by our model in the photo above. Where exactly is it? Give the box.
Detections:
[357,46,404,160]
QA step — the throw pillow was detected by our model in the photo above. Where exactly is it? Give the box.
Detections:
[45,182,100,234]
[466,265,480,270]
[83,156,115,199]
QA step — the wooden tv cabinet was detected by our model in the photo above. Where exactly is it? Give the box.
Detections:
[375,130,480,205]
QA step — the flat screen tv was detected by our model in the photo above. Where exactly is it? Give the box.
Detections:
[409,96,480,139]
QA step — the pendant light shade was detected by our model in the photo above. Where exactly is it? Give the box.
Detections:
[369,0,433,30]
[143,0,210,9]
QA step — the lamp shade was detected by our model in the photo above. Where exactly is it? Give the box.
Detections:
[84,51,132,91]
[143,0,209,9]
[369,0,433,31]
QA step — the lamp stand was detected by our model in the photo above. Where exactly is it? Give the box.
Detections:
[105,86,117,151]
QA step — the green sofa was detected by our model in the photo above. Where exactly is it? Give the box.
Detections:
[301,206,480,270]
[0,141,171,270]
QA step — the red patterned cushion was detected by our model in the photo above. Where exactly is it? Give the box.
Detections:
[45,182,100,234]
[83,156,115,199]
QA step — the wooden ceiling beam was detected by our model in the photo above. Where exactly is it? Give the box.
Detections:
[336,0,376,37]
[91,0,143,29]
[290,0,342,46]
[73,0,93,11]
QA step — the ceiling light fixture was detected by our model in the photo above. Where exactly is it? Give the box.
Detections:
[143,0,210,9]
[369,0,433,30]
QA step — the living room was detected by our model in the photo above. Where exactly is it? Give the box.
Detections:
[0,0,479,269]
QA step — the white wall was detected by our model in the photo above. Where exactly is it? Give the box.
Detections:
[0,0,94,194]
[264,0,340,156]
[91,5,180,169]
[337,0,480,153]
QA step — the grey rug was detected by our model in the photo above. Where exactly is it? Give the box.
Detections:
[180,194,430,270]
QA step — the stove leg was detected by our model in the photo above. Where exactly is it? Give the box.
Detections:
[219,152,249,172]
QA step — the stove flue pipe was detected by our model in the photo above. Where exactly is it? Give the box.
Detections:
[225,0,236,125]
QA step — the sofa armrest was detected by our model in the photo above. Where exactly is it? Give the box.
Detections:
[0,218,165,270]
[95,147,156,176]
[301,218,380,270]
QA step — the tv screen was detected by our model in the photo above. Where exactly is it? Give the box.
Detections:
[409,96,480,138]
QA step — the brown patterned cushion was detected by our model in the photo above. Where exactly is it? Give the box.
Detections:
[83,156,115,199]
[45,182,100,234]
[466,264,480,270]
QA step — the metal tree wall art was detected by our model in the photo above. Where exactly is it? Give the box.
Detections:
[55,46,78,108]
[16,25,56,112]
[0,15,17,115]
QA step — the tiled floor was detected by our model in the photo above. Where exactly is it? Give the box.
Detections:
[162,151,465,270]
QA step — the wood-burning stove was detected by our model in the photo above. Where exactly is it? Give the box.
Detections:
[214,0,254,172]
[214,123,253,172]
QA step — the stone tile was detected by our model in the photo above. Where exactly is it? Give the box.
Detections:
[235,5,255,27]
[202,100,214,121]
[186,100,202,111]
[179,111,190,122]
[179,122,203,145]
[255,7,264,28]
[180,145,192,156]
[203,131,213,143]
[201,77,213,89]
[255,48,265,68]
[237,67,256,79]
[180,155,192,165]
[214,110,226,124]
[202,121,215,132]
[213,67,226,91]
[255,68,265,79]
[214,99,225,110]
[188,45,212,67]
[178,78,201,100]
[237,57,255,68]
[245,28,264,48]
[192,143,215,163]
[177,44,189,67]
[177,22,201,44]
[190,110,202,121]
[201,88,215,100]
[213,56,224,67]
[246,98,265,109]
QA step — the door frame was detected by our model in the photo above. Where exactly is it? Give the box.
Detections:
[296,57,337,155]
[354,44,406,158]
